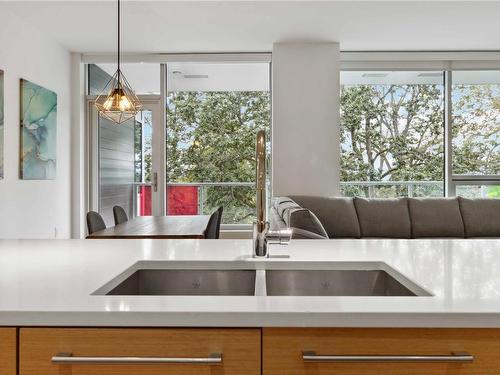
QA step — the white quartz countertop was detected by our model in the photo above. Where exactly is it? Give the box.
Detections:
[2,238,500,327]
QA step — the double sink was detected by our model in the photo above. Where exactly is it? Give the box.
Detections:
[95,262,430,297]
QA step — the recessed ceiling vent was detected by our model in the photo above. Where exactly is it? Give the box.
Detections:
[362,73,388,78]
[183,74,209,79]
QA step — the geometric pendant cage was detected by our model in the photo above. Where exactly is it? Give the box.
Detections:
[95,70,142,124]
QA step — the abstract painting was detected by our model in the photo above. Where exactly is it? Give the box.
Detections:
[0,70,4,179]
[20,79,57,180]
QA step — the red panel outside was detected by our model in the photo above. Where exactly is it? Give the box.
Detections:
[139,185,152,216]
[167,186,199,215]
[139,185,199,216]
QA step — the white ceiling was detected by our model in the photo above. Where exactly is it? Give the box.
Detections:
[2,1,500,53]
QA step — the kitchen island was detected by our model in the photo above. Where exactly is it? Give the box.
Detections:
[1,238,500,327]
[2,238,500,374]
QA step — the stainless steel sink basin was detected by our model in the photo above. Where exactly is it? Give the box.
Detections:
[95,261,429,297]
[106,269,256,296]
[265,270,417,296]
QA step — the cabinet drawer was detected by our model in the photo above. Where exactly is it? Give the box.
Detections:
[0,328,16,375]
[21,328,260,375]
[263,328,500,375]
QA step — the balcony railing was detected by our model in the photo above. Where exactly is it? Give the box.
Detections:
[133,181,257,224]
[340,180,444,198]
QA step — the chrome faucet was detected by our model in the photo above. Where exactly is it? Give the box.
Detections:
[253,130,292,258]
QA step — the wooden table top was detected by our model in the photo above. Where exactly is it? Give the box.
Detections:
[87,215,211,239]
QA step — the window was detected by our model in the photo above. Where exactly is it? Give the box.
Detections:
[165,62,271,224]
[88,63,162,224]
[452,71,500,176]
[340,71,445,198]
[87,58,271,227]
[449,71,500,197]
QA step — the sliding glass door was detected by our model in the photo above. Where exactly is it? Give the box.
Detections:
[89,101,162,226]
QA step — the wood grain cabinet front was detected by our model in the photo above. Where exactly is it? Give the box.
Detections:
[263,328,500,375]
[0,328,17,375]
[20,328,261,375]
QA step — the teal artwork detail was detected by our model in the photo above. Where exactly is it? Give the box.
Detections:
[20,79,57,180]
[0,70,4,179]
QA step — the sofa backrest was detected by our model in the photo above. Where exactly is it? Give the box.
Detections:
[459,197,500,238]
[288,196,360,238]
[272,195,500,239]
[353,197,411,238]
[408,198,464,238]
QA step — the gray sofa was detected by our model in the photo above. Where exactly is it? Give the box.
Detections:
[270,196,500,239]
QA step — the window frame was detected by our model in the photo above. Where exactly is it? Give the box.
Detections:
[339,53,500,199]
[85,54,273,230]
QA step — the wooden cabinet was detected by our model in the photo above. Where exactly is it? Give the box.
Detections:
[0,328,16,375]
[20,328,261,375]
[263,328,500,374]
[17,326,500,374]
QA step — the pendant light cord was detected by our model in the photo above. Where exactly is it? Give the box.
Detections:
[117,0,121,83]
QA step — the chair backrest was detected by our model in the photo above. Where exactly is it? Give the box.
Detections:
[215,206,223,239]
[86,211,106,235]
[113,205,129,225]
[205,209,220,239]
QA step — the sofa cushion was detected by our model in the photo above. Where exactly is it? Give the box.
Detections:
[408,198,464,238]
[354,197,411,238]
[459,197,500,238]
[289,196,361,238]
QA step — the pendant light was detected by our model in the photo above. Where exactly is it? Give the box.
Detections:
[95,0,142,124]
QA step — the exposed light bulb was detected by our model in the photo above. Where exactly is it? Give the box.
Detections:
[119,95,131,111]
[103,97,114,110]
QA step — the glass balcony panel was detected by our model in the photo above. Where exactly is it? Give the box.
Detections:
[456,185,500,199]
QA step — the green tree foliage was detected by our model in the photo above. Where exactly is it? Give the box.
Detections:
[340,84,444,197]
[166,91,270,223]
[340,81,500,198]
[452,84,500,175]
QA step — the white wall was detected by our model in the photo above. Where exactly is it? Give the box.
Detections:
[70,53,86,239]
[272,42,340,197]
[0,8,72,238]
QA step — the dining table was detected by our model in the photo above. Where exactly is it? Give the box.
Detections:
[87,215,211,239]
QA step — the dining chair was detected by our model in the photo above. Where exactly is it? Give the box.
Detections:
[86,211,106,235]
[113,205,129,225]
[215,206,223,239]
[205,209,220,239]
[205,206,224,239]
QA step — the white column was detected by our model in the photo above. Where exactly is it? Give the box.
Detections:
[272,42,340,197]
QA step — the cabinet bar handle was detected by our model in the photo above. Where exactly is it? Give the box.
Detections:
[52,352,222,364]
[302,351,473,363]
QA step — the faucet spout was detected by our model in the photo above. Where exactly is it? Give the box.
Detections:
[255,130,266,231]
[253,130,292,258]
